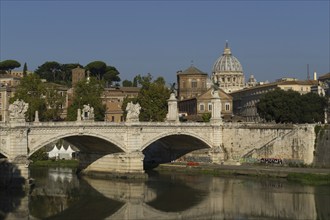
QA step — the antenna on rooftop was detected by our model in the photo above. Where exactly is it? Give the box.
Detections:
[307,64,310,80]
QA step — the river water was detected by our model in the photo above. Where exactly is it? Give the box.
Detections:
[1,167,330,220]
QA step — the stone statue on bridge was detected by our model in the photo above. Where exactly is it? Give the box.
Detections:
[126,102,141,122]
[82,104,94,121]
[9,99,29,122]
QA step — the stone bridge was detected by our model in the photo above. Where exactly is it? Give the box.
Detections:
[0,120,223,179]
[0,92,318,184]
[0,92,225,181]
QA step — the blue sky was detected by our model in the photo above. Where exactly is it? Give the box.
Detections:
[1,1,329,84]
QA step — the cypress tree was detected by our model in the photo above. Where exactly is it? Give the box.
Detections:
[23,62,28,76]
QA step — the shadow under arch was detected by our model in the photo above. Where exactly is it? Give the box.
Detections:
[28,134,126,171]
[28,133,126,156]
[0,152,7,159]
[142,133,212,170]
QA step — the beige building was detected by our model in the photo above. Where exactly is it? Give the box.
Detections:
[0,74,21,87]
[178,88,233,121]
[231,79,318,122]
[0,85,14,122]
[102,87,140,122]
[177,65,233,121]
[70,66,140,122]
[212,42,245,93]
[10,70,33,78]
[177,66,208,100]
[0,75,20,121]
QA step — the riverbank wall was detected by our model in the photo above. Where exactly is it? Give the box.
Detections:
[222,123,315,164]
[313,125,330,167]
[184,123,318,166]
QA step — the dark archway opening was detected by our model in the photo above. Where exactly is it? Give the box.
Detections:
[29,136,124,172]
[143,134,210,170]
[0,153,6,159]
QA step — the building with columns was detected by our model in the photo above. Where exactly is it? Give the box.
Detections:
[212,42,245,93]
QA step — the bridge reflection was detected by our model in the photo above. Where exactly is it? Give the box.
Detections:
[1,167,329,220]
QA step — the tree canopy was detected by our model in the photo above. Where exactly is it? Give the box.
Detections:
[122,80,133,87]
[0,60,21,73]
[85,61,120,86]
[256,89,327,123]
[34,61,81,86]
[122,73,171,122]
[67,77,106,121]
[10,74,66,121]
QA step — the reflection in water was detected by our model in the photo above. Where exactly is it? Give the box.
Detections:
[1,167,330,219]
[29,168,124,219]
[145,172,208,212]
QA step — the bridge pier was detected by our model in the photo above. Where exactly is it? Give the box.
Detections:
[81,151,146,179]
[1,123,31,188]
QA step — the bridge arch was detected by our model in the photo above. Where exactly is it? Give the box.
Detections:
[28,131,127,157]
[0,151,9,159]
[141,131,214,167]
[141,130,213,151]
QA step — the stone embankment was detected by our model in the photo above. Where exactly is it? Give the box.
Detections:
[313,125,330,167]
[155,162,330,183]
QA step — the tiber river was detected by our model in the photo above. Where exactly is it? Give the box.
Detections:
[1,167,330,220]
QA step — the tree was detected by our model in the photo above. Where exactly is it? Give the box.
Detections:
[122,80,133,87]
[85,61,120,86]
[29,148,48,161]
[67,77,106,121]
[23,62,28,76]
[133,75,140,87]
[44,84,66,121]
[257,89,327,123]
[35,61,62,82]
[122,73,171,122]
[104,66,121,85]
[85,61,107,80]
[10,74,47,121]
[60,63,82,86]
[0,60,21,73]
[202,113,211,122]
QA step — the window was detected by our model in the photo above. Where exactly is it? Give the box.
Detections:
[182,81,186,89]
[225,103,230,111]
[191,79,197,88]
[208,103,212,111]
[199,104,205,111]
[111,116,115,122]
